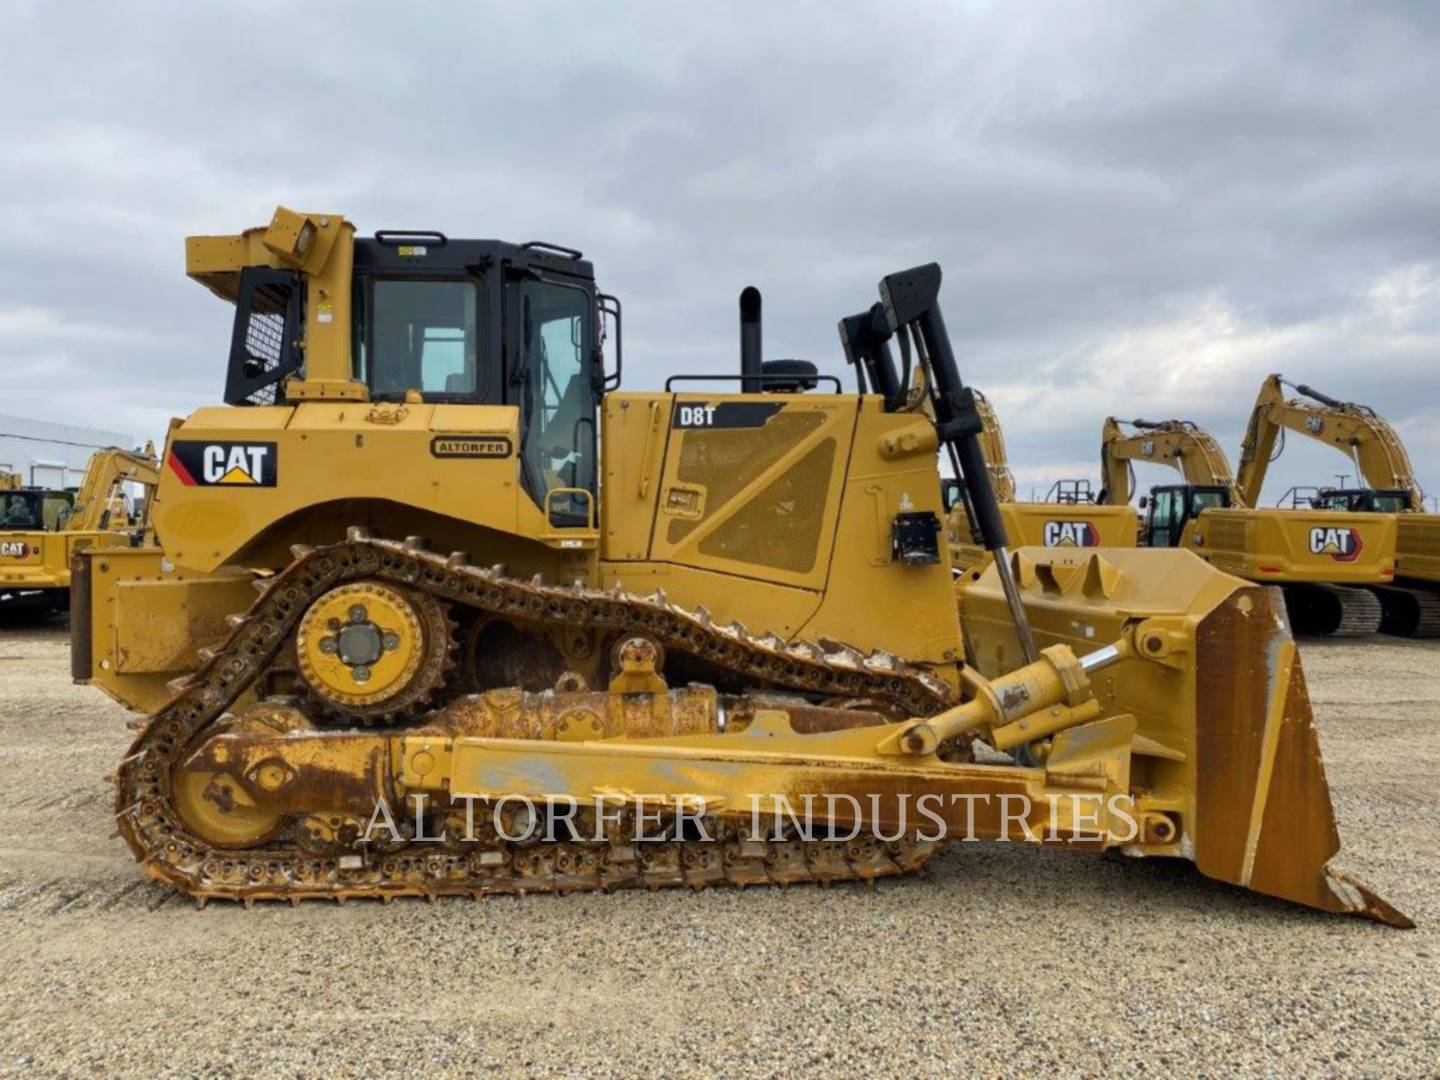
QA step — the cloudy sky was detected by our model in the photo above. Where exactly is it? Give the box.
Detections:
[2,1,1437,504]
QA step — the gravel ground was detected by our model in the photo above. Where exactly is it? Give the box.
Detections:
[0,618,1435,1077]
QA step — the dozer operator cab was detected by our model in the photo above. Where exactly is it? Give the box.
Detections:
[1137,484,1230,548]
[221,230,614,528]
[0,489,74,532]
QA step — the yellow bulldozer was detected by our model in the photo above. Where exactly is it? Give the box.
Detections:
[942,390,1138,577]
[1234,375,1440,636]
[1097,415,1398,636]
[0,445,159,615]
[69,207,1409,926]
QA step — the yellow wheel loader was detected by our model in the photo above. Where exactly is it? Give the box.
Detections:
[0,446,158,616]
[1098,417,1397,636]
[69,207,1409,926]
[1235,375,1440,636]
[929,390,1139,577]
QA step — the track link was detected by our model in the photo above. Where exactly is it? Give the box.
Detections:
[115,533,956,904]
[1375,583,1440,638]
[1282,583,1382,637]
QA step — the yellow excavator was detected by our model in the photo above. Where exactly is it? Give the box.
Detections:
[0,445,159,615]
[1235,375,1440,636]
[67,207,1408,926]
[943,390,1138,577]
[1098,416,1398,635]
[1,470,21,491]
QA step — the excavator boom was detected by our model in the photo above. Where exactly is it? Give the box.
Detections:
[63,444,160,532]
[1236,374,1422,511]
[1098,417,1239,506]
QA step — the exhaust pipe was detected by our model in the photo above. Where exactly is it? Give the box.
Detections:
[740,286,762,393]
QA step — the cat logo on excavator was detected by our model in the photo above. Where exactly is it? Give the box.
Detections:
[1042,520,1100,547]
[1309,526,1362,561]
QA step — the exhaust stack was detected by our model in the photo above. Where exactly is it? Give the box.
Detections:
[740,286,762,393]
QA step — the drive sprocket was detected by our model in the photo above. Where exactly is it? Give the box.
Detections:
[295,579,454,724]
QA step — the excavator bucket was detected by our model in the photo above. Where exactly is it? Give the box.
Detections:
[959,547,1411,927]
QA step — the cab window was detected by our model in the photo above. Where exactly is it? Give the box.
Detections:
[518,280,595,518]
[358,280,481,399]
[1,492,39,529]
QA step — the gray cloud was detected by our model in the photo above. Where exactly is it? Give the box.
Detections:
[1,0,1437,502]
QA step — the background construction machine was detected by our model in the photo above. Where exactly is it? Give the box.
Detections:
[67,207,1407,925]
[940,390,1138,577]
[0,445,158,615]
[1097,416,1398,635]
[1235,374,1440,636]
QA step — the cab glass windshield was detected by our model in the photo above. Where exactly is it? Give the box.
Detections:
[358,280,481,399]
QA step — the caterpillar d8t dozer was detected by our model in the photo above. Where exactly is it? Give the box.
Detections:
[1235,375,1440,637]
[938,389,1138,578]
[1098,417,1397,636]
[70,208,1409,926]
[1,445,158,615]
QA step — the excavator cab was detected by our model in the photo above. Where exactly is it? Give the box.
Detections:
[1,489,73,532]
[1138,484,1230,548]
[1314,487,1411,514]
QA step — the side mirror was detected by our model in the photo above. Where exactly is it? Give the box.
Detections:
[1138,496,1149,510]
[598,293,622,391]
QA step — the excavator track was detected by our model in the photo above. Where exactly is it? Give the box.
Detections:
[1374,584,1440,639]
[115,532,955,905]
[1282,582,1383,637]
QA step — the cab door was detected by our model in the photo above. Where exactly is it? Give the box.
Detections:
[648,394,856,591]
[1144,488,1181,548]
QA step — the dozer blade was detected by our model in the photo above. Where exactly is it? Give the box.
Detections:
[959,547,1412,928]
[1191,591,1409,925]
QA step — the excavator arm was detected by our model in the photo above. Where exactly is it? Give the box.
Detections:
[1098,418,1239,505]
[64,444,160,532]
[1235,374,1423,510]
